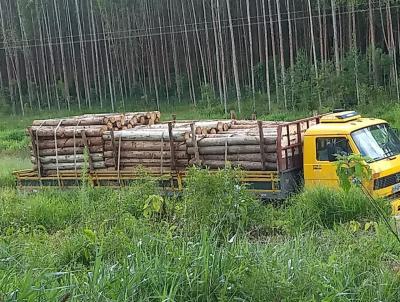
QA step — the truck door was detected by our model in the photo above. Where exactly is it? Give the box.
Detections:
[304,136,353,187]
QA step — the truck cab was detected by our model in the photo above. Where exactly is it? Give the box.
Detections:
[304,111,400,214]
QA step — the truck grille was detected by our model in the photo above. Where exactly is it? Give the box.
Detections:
[374,172,400,190]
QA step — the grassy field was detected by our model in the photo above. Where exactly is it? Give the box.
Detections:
[0,103,400,301]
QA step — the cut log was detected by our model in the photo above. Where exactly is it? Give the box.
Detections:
[187,136,277,147]
[197,153,277,162]
[197,160,277,171]
[34,161,106,171]
[32,146,104,156]
[32,153,104,164]
[37,137,103,149]
[105,158,188,167]
[32,116,107,126]
[103,129,187,142]
[30,126,105,138]
[103,141,187,152]
[103,150,188,160]
[187,145,276,155]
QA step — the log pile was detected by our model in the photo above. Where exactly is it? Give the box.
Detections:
[186,119,316,171]
[28,112,161,175]
[186,120,279,171]
[102,120,233,172]
[28,113,316,176]
[103,111,161,130]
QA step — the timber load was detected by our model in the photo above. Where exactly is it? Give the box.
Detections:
[28,112,161,175]
[101,120,233,172]
[27,113,318,176]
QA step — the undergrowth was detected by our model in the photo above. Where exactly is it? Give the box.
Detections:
[0,168,399,301]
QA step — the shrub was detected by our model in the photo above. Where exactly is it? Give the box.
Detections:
[183,167,258,240]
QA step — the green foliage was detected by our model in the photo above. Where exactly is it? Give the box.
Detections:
[0,168,399,300]
[286,187,390,232]
[336,154,372,192]
[183,168,256,239]
[143,195,164,219]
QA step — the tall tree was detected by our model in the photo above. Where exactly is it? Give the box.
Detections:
[226,0,242,114]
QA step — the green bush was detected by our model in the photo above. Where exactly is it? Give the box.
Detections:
[183,167,257,239]
[286,187,390,232]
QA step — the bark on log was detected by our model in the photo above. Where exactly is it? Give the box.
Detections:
[197,153,277,162]
[187,145,276,155]
[30,126,105,138]
[34,161,106,171]
[32,153,104,164]
[197,160,277,171]
[32,116,107,126]
[103,141,187,152]
[186,136,277,147]
[37,137,103,149]
[105,158,188,167]
[103,130,187,142]
[33,146,103,156]
[103,150,188,160]
[96,166,184,174]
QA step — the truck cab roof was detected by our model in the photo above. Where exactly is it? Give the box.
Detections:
[305,111,387,136]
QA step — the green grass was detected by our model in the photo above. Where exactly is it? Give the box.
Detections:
[0,155,30,187]
[0,169,398,301]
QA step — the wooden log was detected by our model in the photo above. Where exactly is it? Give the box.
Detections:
[44,166,185,176]
[193,121,232,129]
[34,161,106,171]
[186,136,277,147]
[196,153,277,162]
[96,166,184,173]
[32,153,104,164]
[31,126,105,138]
[103,141,187,152]
[103,129,187,142]
[105,158,188,167]
[103,150,188,160]
[34,146,103,156]
[198,160,277,171]
[32,116,107,126]
[187,145,276,155]
[37,137,103,149]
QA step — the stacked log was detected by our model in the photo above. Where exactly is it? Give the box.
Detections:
[104,111,161,130]
[27,114,314,175]
[185,119,313,171]
[28,112,161,175]
[29,124,106,174]
[102,120,233,172]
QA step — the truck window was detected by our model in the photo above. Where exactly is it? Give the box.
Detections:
[316,137,351,162]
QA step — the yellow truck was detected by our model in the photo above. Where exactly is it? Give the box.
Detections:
[14,110,400,214]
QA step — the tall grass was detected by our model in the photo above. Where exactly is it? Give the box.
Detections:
[0,169,399,301]
[286,187,391,233]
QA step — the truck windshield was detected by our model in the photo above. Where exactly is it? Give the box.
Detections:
[352,123,400,162]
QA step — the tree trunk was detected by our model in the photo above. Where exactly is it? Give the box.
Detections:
[225,0,242,114]
[262,0,272,111]
[275,0,287,109]
[331,0,340,75]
